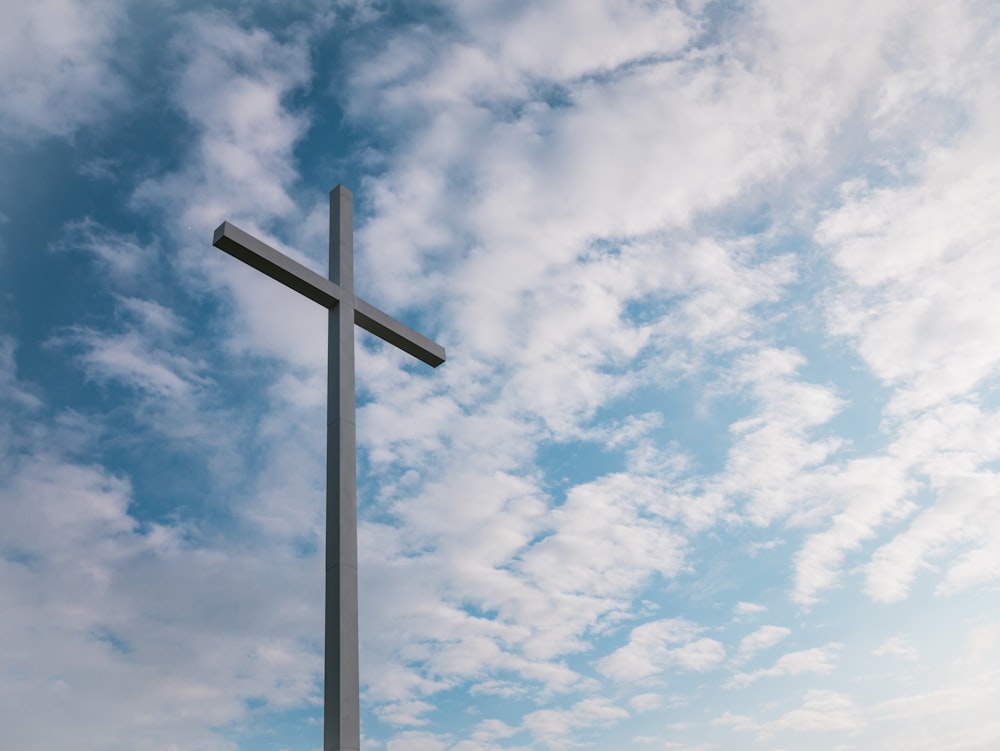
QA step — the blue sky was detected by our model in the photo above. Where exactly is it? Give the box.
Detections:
[2,1,1000,749]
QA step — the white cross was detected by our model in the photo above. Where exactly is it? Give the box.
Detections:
[213,185,444,751]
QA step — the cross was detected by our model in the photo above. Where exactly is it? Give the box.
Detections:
[212,186,445,751]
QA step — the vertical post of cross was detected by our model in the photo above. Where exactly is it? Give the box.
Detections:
[326,185,360,751]
[211,184,444,750]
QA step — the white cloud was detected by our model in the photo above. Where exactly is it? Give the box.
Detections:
[629,693,663,712]
[49,293,207,401]
[725,642,842,688]
[714,348,847,527]
[735,625,791,663]
[57,219,155,282]
[0,337,43,411]
[715,689,863,741]
[733,602,767,618]
[850,400,1000,603]
[522,697,629,750]
[386,731,452,751]
[792,456,916,603]
[0,0,126,138]
[517,473,688,603]
[469,718,519,743]
[865,466,1000,602]
[817,35,1000,418]
[452,1,700,87]
[598,619,725,682]
[0,420,324,751]
[376,700,437,727]
[126,11,331,383]
[871,622,1000,750]
[133,11,313,236]
[348,1,700,124]
[873,635,919,661]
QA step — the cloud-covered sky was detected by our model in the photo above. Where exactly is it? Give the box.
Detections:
[2,1,999,749]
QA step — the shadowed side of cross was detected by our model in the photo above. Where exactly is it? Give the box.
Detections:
[211,185,444,751]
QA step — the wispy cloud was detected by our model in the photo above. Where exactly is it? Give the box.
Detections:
[56,219,155,282]
[872,635,919,661]
[870,622,1000,749]
[49,295,206,400]
[522,697,629,750]
[0,337,43,411]
[725,642,842,688]
[734,625,791,664]
[733,602,768,619]
[715,689,863,741]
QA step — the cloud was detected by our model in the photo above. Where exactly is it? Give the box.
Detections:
[715,689,863,741]
[0,450,270,750]
[733,602,767,618]
[49,295,206,401]
[385,731,452,751]
[0,0,127,138]
[355,457,692,704]
[522,697,629,750]
[870,622,1000,750]
[347,1,701,125]
[735,625,791,663]
[451,1,700,86]
[56,219,155,282]
[469,718,519,744]
[0,337,43,411]
[376,700,438,727]
[805,31,1000,604]
[0,339,328,751]
[725,642,842,688]
[712,347,847,527]
[516,473,689,604]
[818,34,1000,418]
[872,635,919,661]
[133,11,313,235]
[128,10,331,380]
[865,464,1000,602]
[598,619,725,682]
[792,456,916,603]
[629,693,663,712]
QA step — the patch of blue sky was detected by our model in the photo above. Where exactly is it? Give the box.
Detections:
[630,380,744,469]
[2,549,42,569]
[526,362,741,497]
[534,434,634,496]
[89,625,133,655]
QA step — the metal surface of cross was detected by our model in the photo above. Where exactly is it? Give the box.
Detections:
[212,186,445,751]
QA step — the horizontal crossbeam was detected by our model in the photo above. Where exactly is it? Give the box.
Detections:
[214,221,344,308]
[213,221,445,368]
[354,298,445,367]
